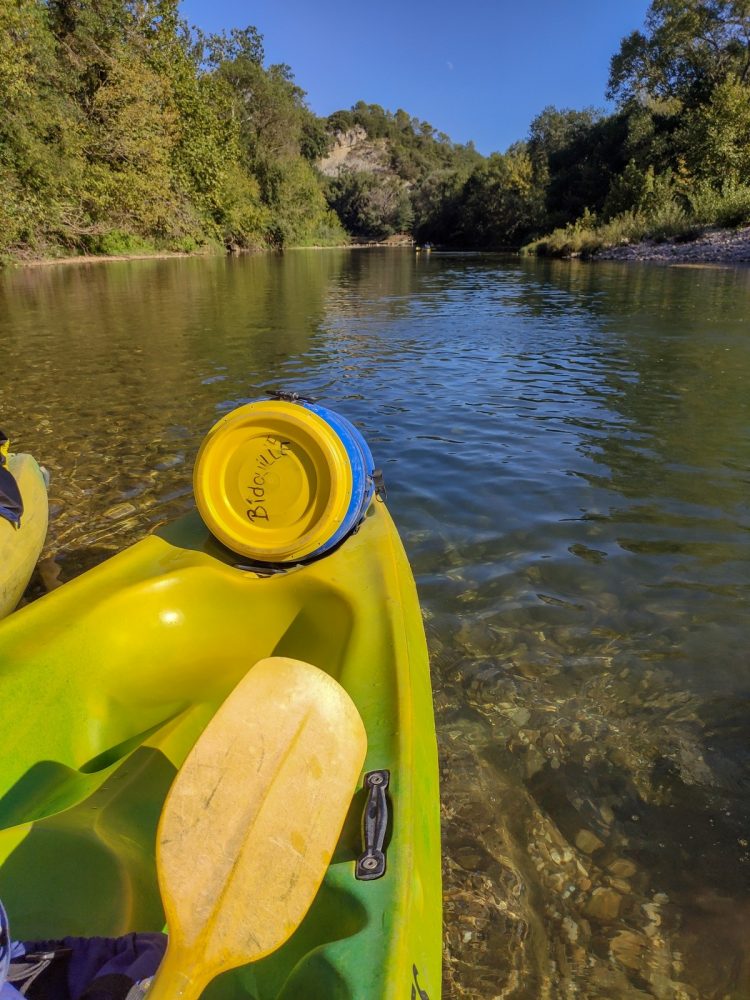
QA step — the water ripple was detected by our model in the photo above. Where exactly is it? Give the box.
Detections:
[2,250,750,998]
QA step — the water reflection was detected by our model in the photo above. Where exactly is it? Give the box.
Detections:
[2,250,750,998]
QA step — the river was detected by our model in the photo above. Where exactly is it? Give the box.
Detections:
[2,249,750,999]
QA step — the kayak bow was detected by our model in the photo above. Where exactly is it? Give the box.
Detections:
[0,499,441,999]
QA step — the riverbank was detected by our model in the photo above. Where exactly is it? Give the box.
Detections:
[595,224,750,265]
[3,235,417,270]
[10,228,750,269]
[16,250,209,269]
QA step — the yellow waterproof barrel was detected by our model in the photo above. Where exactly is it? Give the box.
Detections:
[194,399,376,563]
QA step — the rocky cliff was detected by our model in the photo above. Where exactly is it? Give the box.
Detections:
[318,127,394,178]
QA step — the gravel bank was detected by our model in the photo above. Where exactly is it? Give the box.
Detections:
[596,224,750,264]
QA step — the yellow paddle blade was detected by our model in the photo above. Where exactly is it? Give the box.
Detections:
[148,656,367,1000]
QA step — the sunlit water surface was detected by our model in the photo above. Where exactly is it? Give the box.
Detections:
[2,250,750,999]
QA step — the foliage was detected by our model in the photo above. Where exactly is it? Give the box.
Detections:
[529,107,632,226]
[0,0,83,251]
[450,146,542,247]
[608,0,750,107]
[678,74,750,181]
[4,0,750,260]
[687,179,750,225]
[85,230,156,255]
[523,207,676,259]
[524,173,750,258]
[0,3,342,259]
[411,169,470,244]
[527,0,750,256]
[325,170,412,240]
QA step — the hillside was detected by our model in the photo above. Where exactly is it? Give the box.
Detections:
[317,103,483,242]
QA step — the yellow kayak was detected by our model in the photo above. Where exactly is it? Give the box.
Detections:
[0,499,442,998]
[0,453,48,618]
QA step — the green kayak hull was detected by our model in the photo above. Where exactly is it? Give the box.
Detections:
[0,501,442,999]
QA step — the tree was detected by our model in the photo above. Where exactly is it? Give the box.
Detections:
[603,159,651,217]
[214,53,311,166]
[528,107,629,226]
[454,146,542,247]
[608,0,750,107]
[83,51,178,234]
[528,106,604,201]
[300,116,331,161]
[528,106,603,161]
[411,168,467,243]
[325,170,411,239]
[202,26,264,68]
[0,0,86,249]
[679,73,750,180]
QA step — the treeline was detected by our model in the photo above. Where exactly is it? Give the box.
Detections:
[4,0,749,260]
[413,0,750,253]
[0,0,344,259]
[524,0,750,255]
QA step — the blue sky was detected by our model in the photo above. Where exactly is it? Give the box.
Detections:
[179,1,652,155]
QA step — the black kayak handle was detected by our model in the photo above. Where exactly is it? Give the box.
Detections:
[356,769,390,880]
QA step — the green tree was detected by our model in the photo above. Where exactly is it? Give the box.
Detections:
[202,26,264,68]
[83,51,178,234]
[608,0,750,107]
[603,159,651,217]
[0,0,86,250]
[527,106,604,208]
[411,169,467,243]
[528,106,629,226]
[209,36,344,246]
[679,73,750,181]
[454,145,542,247]
[325,170,411,239]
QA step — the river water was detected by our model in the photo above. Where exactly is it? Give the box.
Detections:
[2,250,750,999]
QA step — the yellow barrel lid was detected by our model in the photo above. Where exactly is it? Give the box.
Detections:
[194,401,354,562]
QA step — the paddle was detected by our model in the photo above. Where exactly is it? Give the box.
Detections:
[146,656,367,1000]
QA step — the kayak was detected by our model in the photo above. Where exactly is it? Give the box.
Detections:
[0,499,442,998]
[0,453,48,619]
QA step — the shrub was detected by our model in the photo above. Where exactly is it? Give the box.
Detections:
[85,230,156,255]
[645,199,688,241]
[688,181,750,228]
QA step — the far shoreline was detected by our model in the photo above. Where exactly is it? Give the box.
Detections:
[583,224,750,267]
[4,236,418,271]
[17,250,206,269]
[592,225,750,266]
[7,225,750,271]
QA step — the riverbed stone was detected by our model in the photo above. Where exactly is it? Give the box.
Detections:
[608,858,637,878]
[611,930,648,970]
[585,887,622,921]
[575,829,605,854]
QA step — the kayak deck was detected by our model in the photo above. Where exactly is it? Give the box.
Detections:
[0,501,441,999]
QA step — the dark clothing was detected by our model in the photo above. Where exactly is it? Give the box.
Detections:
[0,431,23,527]
[8,934,166,1000]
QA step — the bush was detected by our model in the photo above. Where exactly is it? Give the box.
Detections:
[645,199,688,241]
[524,165,750,257]
[688,181,750,228]
[85,230,156,255]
